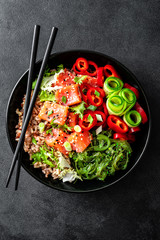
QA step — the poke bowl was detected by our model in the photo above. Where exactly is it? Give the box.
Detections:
[6,50,151,192]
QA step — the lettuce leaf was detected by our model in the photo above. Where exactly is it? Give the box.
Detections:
[70,101,86,119]
[74,75,87,85]
[31,145,58,168]
[32,64,64,90]
[56,152,71,170]
[59,169,82,182]
[39,90,55,102]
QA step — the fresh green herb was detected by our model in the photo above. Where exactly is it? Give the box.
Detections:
[46,128,53,135]
[49,122,72,133]
[50,118,56,125]
[39,90,55,102]
[87,105,97,111]
[43,69,51,77]
[39,122,45,133]
[69,152,73,158]
[70,101,86,119]
[46,64,64,76]
[94,90,100,97]
[62,96,67,103]
[31,144,58,168]
[74,75,87,85]
[44,65,63,77]
[57,64,64,72]
[32,79,37,90]
[60,124,72,132]
[48,110,53,116]
[32,137,37,145]
[87,114,93,124]
[44,66,53,77]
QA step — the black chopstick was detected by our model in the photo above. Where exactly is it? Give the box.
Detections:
[6,26,58,188]
[15,25,40,190]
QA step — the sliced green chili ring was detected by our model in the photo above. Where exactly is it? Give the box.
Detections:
[103,77,123,96]
[106,96,127,116]
[123,110,142,127]
[93,134,110,151]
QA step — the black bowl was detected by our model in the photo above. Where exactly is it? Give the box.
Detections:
[6,50,151,193]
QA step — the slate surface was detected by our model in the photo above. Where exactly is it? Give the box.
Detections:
[0,0,160,239]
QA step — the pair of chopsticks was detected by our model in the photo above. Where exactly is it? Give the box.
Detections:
[6,25,58,190]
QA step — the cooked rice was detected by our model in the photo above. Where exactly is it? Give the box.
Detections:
[15,92,62,179]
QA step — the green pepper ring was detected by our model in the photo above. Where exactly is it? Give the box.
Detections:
[93,134,111,151]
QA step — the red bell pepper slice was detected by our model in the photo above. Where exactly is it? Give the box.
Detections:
[107,115,128,134]
[113,133,135,143]
[85,61,98,77]
[134,102,148,124]
[97,67,104,87]
[104,65,120,79]
[87,88,103,107]
[128,126,141,134]
[103,102,108,117]
[79,83,92,105]
[96,102,108,128]
[124,83,140,99]
[73,63,82,74]
[113,133,127,140]
[97,102,108,117]
[102,121,108,129]
[79,112,97,130]
[97,104,103,111]
[75,57,89,72]
[94,87,105,98]
[102,103,108,128]
[94,110,107,127]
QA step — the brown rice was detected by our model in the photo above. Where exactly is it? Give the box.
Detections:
[15,92,62,179]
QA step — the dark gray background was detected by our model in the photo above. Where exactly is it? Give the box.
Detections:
[0,0,160,239]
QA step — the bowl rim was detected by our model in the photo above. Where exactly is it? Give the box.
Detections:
[6,49,151,193]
